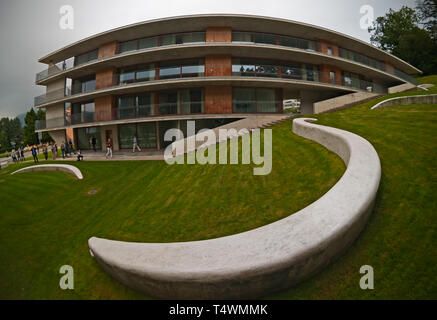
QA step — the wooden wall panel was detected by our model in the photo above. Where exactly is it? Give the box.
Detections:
[95,67,117,90]
[98,41,118,59]
[205,55,232,76]
[319,40,339,56]
[320,65,342,86]
[204,86,232,114]
[95,96,114,121]
[206,27,232,42]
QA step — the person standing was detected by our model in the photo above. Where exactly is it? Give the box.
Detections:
[11,149,17,163]
[31,146,39,163]
[43,144,48,160]
[16,148,21,162]
[51,144,56,160]
[105,138,113,159]
[92,136,97,152]
[20,147,24,161]
[132,135,141,153]
[61,142,66,159]
[54,144,58,158]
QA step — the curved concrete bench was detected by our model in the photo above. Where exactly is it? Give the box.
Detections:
[88,118,381,299]
[371,94,437,110]
[11,164,83,180]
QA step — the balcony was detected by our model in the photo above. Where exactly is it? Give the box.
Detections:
[35,101,205,131]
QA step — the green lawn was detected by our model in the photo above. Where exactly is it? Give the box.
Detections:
[0,122,344,299]
[1,76,436,300]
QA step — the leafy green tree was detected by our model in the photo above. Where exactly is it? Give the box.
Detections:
[369,5,437,75]
[416,0,437,40]
[0,129,8,153]
[23,108,38,146]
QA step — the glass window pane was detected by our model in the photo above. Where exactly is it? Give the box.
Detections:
[232,32,254,43]
[183,32,205,43]
[159,92,178,114]
[120,69,135,84]
[137,94,154,116]
[77,127,101,150]
[256,89,277,112]
[281,63,302,79]
[136,64,155,82]
[232,88,256,112]
[255,62,278,77]
[137,123,156,148]
[119,125,137,149]
[254,33,276,45]
[119,40,137,53]
[139,37,158,50]
[161,34,176,46]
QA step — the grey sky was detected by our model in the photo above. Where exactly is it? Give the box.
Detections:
[0,0,416,118]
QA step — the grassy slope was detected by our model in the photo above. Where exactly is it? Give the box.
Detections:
[268,76,437,299]
[0,122,344,299]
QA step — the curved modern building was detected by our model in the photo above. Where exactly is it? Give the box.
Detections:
[34,14,421,151]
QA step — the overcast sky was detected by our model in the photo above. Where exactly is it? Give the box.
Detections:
[0,0,416,118]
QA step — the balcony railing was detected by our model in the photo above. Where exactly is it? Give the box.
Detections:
[35,101,205,130]
[34,65,388,107]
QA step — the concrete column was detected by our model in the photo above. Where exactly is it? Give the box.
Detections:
[299,90,321,115]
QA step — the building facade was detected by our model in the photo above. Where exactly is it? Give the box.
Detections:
[34,14,420,151]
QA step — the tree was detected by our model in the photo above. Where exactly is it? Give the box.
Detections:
[416,0,437,40]
[369,5,437,75]
[23,108,38,146]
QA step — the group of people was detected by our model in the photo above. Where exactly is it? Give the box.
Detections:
[10,147,25,163]
[8,135,143,163]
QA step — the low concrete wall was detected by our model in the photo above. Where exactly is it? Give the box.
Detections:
[371,94,437,110]
[314,91,380,114]
[88,118,381,299]
[11,164,83,180]
[388,82,417,94]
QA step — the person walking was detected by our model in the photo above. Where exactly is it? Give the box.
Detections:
[51,144,56,160]
[43,144,48,160]
[68,140,74,155]
[16,148,21,162]
[61,142,66,159]
[31,146,39,163]
[64,141,69,157]
[92,136,97,152]
[11,149,17,163]
[105,138,113,159]
[132,135,141,153]
[20,147,25,161]
[54,144,58,158]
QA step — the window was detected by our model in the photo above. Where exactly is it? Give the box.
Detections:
[327,46,333,55]
[232,88,256,113]
[180,89,203,114]
[255,61,278,77]
[158,60,204,80]
[232,32,254,43]
[119,40,138,53]
[161,34,183,46]
[232,59,256,76]
[72,77,95,94]
[257,89,278,113]
[159,91,178,114]
[77,127,101,150]
[329,71,336,84]
[71,102,95,124]
[254,33,277,45]
[232,88,279,113]
[159,62,181,80]
[139,37,158,50]
[119,68,135,85]
[74,49,98,66]
[182,32,205,44]
[281,63,303,79]
[117,94,154,119]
